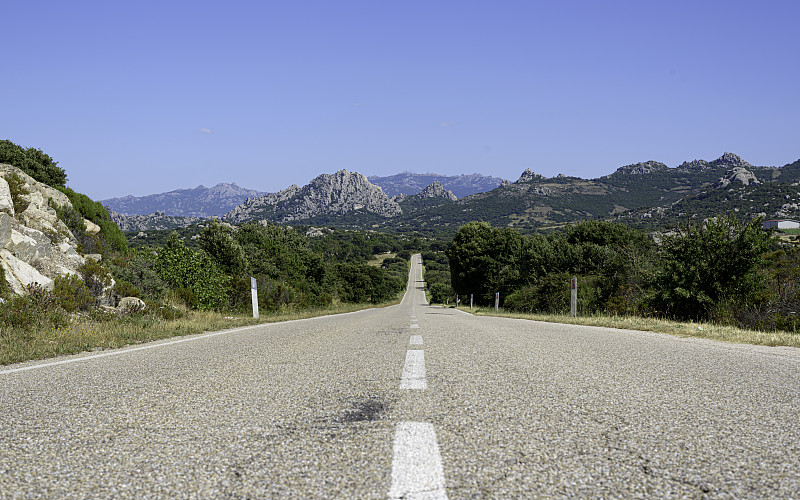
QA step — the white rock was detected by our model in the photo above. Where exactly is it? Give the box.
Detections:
[1,249,54,294]
[59,241,78,255]
[0,177,14,215]
[117,296,146,312]
[0,212,12,249]
[84,218,101,235]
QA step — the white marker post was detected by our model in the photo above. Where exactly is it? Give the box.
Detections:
[456,294,459,307]
[570,276,577,318]
[251,277,259,319]
[494,292,499,313]
[470,293,473,310]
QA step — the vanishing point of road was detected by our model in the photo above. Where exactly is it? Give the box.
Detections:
[2,255,799,498]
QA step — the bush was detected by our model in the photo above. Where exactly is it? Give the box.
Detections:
[113,279,141,299]
[79,259,112,302]
[5,173,30,214]
[108,250,169,302]
[154,233,228,310]
[0,139,67,188]
[57,186,128,253]
[0,285,68,332]
[52,274,94,312]
[429,282,454,304]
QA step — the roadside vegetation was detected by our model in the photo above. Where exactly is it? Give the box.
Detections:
[0,222,416,365]
[425,216,800,346]
[0,141,421,366]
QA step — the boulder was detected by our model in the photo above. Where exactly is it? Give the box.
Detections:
[84,218,101,235]
[85,253,102,262]
[0,177,13,215]
[117,296,146,313]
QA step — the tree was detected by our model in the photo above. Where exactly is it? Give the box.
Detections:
[446,222,523,304]
[650,214,773,320]
[199,221,246,275]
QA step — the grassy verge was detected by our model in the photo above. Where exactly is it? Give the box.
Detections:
[1,298,402,367]
[446,305,800,348]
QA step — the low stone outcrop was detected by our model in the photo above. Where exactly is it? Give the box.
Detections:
[0,164,87,295]
[714,167,759,189]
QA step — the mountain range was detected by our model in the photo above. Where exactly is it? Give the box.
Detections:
[102,172,501,217]
[110,153,800,234]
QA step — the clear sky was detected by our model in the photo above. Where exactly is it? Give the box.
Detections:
[3,0,799,199]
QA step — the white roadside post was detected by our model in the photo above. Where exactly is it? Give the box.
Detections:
[456,294,459,307]
[251,277,259,319]
[470,293,473,310]
[495,292,499,313]
[570,276,577,318]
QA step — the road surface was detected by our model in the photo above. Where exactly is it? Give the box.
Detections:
[2,254,799,498]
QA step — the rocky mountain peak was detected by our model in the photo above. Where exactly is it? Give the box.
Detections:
[716,152,751,169]
[613,161,668,176]
[516,169,545,183]
[417,181,457,201]
[224,169,401,224]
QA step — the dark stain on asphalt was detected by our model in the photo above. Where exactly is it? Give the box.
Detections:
[340,398,387,423]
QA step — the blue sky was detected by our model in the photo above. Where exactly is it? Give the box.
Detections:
[3,1,799,199]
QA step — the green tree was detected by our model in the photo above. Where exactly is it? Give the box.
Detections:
[650,214,773,320]
[199,221,246,275]
[446,222,523,304]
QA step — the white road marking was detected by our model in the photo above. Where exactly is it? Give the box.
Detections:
[389,422,448,499]
[410,324,420,329]
[410,335,423,345]
[400,350,426,389]
[0,306,378,376]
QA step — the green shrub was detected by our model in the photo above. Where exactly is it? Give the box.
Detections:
[0,285,68,332]
[107,250,169,302]
[113,279,141,299]
[5,173,30,214]
[79,259,112,301]
[429,282,454,304]
[52,274,94,312]
[154,233,228,310]
[57,186,128,253]
[0,140,67,188]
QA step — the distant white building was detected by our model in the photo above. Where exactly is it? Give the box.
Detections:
[763,219,800,229]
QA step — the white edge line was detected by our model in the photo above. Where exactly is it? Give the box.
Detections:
[0,306,386,376]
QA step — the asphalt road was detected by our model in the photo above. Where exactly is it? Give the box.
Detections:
[2,254,800,498]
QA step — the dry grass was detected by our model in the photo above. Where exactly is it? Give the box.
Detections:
[367,252,397,267]
[0,299,401,366]
[455,306,800,348]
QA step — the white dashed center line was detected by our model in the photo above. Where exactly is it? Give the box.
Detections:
[400,350,426,389]
[410,323,419,329]
[409,335,423,345]
[389,422,448,499]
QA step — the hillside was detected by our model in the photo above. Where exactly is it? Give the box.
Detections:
[114,153,800,234]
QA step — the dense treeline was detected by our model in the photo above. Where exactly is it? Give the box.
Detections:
[109,222,411,312]
[439,217,800,331]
